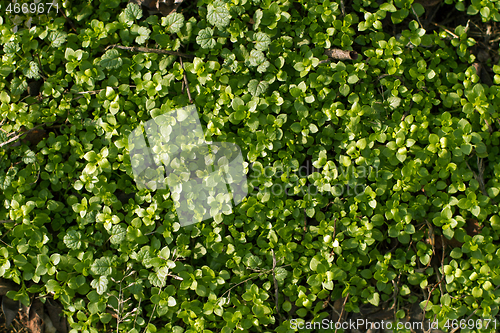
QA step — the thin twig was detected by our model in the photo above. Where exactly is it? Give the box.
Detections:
[220,264,292,300]
[58,6,77,33]
[271,249,283,324]
[0,123,48,149]
[421,274,445,330]
[105,44,195,59]
[329,218,337,258]
[432,22,459,38]
[0,239,13,249]
[35,53,47,80]
[440,234,445,294]
[179,57,193,103]
[334,293,349,333]
[376,74,405,85]
[303,209,307,232]
[425,219,436,258]
[411,5,424,30]
[465,157,495,204]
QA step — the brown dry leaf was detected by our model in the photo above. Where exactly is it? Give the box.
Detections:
[21,128,47,146]
[19,299,43,333]
[465,218,482,236]
[130,0,183,15]
[158,0,183,16]
[1,296,19,328]
[129,0,154,8]
[45,299,68,333]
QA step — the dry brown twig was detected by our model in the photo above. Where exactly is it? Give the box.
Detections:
[334,293,349,333]
[58,6,77,33]
[179,57,193,103]
[105,44,194,59]
[421,274,445,331]
[432,22,459,38]
[0,123,49,150]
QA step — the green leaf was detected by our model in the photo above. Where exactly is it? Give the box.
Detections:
[196,284,207,297]
[247,79,268,97]
[22,150,36,164]
[135,26,150,45]
[244,254,262,269]
[124,3,143,22]
[412,3,425,16]
[387,96,401,109]
[0,65,13,77]
[11,77,27,95]
[4,42,20,54]
[232,97,244,111]
[254,32,271,51]
[100,49,123,69]
[275,267,288,282]
[380,3,397,12]
[84,151,98,162]
[347,74,359,84]
[367,292,380,306]
[64,230,83,250]
[290,123,302,133]
[48,30,67,48]
[233,110,246,121]
[23,61,40,80]
[247,50,265,67]
[109,224,126,245]
[471,205,480,217]
[450,248,462,259]
[90,257,113,276]
[149,271,166,287]
[207,0,231,28]
[196,28,216,49]
[162,12,185,34]
[306,207,315,218]
[90,276,108,295]
[309,257,320,271]
[339,84,349,96]
[490,215,500,230]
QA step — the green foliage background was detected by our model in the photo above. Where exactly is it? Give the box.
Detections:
[1,0,500,332]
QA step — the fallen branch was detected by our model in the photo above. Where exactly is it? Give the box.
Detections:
[104,44,194,59]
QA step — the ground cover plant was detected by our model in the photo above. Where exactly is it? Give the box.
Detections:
[1,0,500,332]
